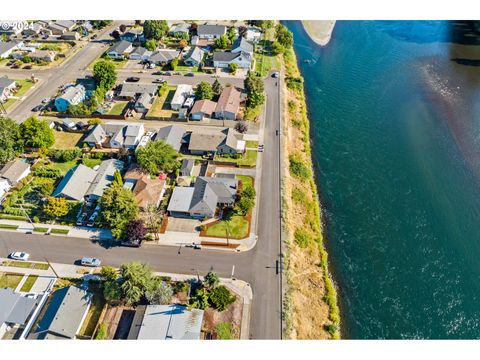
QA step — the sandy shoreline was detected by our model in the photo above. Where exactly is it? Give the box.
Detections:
[302,20,336,46]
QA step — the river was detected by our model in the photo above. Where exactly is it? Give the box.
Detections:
[285,20,480,339]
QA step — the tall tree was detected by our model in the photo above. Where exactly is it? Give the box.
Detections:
[120,262,155,305]
[204,270,220,289]
[244,72,265,108]
[146,281,173,305]
[93,60,117,91]
[20,116,54,149]
[212,79,223,97]
[99,183,138,238]
[195,81,214,100]
[143,20,169,40]
[226,27,236,43]
[144,39,157,51]
[275,23,293,49]
[136,140,179,175]
[0,117,23,165]
[42,197,69,218]
[124,219,147,241]
[112,170,123,186]
[213,34,230,50]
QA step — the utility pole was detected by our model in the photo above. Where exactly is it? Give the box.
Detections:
[44,258,60,278]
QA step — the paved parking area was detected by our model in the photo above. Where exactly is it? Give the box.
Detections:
[166,217,201,232]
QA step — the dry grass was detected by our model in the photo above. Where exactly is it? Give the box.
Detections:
[282,48,339,339]
[53,131,84,149]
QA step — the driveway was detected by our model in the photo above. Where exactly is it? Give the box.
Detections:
[166,217,201,233]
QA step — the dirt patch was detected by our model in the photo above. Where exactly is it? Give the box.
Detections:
[202,294,243,339]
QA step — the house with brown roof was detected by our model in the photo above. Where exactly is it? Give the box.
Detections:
[190,99,217,120]
[124,166,166,209]
[213,86,241,120]
[188,128,245,155]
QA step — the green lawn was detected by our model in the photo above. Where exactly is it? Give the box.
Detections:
[3,79,35,109]
[79,282,106,338]
[0,224,19,229]
[50,228,69,235]
[20,275,38,292]
[147,86,176,118]
[205,215,249,239]
[1,260,50,270]
[108,101,128,115]
[215,322,235,339]
[82,157,102,168]
[47,159,78,175]
[237,175,253,189]
[0,273,23,289]
[217,150,257,167]
[88,56,128,70]
[243,105,261,121]
[33,227,49,233]
[176,65,201,73]
[54,131,84,149]
[245,140,259,148]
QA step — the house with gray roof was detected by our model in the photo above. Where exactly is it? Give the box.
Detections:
[52,164,97,201]
[188,128,244,155]
[84,123,145,149]
[0,288,38,338]
[180,159,195,176]
[0,76,17,102]
[54,84,86,112]
[169,23,190,37]
[213,51,252,69]
[129,46,152,61]
[128,304,204,340]
[118,83,158,99]
[183,46,204,66]
[134,92,152,113]
[107,40,134,59]
[30,286,91,340]
[0,160,31,186]
[232,36,254,55]
[197,25,227,39]
[54,20,76,31]
[168,176,238,218]
[85,159,125,201]
[155,125,186,152]
[148,49,180,65]
[0,40,23,58]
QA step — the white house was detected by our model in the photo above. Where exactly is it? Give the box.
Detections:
[212,51,252,69]
[245,28,262,43]
[0,77,17,102]
[0,40,23,59]
[0,160,31,186]
[171,84,193,111]
[0,178,11,202]
[197,25,226,40]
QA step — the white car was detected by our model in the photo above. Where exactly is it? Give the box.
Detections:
[81,257,101,267]
[10,252,30,261]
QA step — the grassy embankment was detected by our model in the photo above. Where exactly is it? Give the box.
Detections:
[281,47,340,339]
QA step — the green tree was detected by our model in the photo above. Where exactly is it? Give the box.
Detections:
[212,79,223,97]
[144,39,157,51]
[209,285,236,311]
[99,184,138,238]
[42,197,69,218]
[143,20,169,40]
[195,81,214,100]
[189,288,210,310]
[170,57,179,70]
[244,72,265,108]
[100,266,118,281]
[88,118,102,126]
[275,23,293,49]
[0,117,23,165]
[20,116,54,149]
[136,140,180,175]
[241,184,256,200]
[93,60,117,91]
[228,63,238,74]
[236,195,254,215]
[227,27,236,43]
[145,281,173,305]
[271,41,286,55]
[204,270,219,289]
[112,170,123,186]
[103,280,122,305]
[120,262,155,305]
[94,323,108,340]
[90,20,112,29]
[214,34,230,50]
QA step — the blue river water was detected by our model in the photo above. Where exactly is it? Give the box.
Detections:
[285,21,480,339]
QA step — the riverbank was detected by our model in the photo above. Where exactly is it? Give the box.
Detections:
[302,20,336,46]
[280,44,340,339]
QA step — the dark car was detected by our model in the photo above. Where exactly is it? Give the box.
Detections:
[121,239,142,248]
[126,77,140,82]
[184,72,194,77]
[164,72,172,76]
[23,65,33,70]
[31,105,43,112]
[152,71,163,75]
[91,34,98,40]
[11,64,20,69]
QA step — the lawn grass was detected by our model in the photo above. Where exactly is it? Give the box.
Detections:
[205,215,249,239]
[50,228,69,235]
[0,224,19,229]
[46,159,78,175]
[33,227,49,233]
[215,322,234,340]
[147,86,176,118]
[79,282,106,338]
[243,105,261,121]
[108,101,128,115]
[237,175,253,189]
[82,157,102,169]
[20,275,38,292]
[176,65,200,73]
[3,79,35,109]
[53,131,84,149]
[216,150,257,167]
[1,260,50,270]
[0,273,23,289]
[245,140,259,148]
[53,277,82,291]
[254,28,281,77]
[88,56,128,70]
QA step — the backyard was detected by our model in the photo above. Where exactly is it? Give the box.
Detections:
[146,86,176,118]
[53,131,84,149]
[79,282,106,338]
[254,28,281,77]
[3,79,35,109]
[108,101,128,115]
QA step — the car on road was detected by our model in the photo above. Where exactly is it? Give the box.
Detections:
[152,78,165,84]
[184,72,194,77]
[23,65,33,70]
[272,72,279,78]
[152,71,163,75]
[80,257,101,267]
[11,64,20,69]
[10,252,30,261]
[120,239,142,248]
[41,98,50,104]
[126,77,140,82]
[164,71,172,76]
[31,105,43,112]
[76,213,87,226]
[91,34,98,40]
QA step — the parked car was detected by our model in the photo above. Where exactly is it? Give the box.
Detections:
[152,78,165,83]
[24,293,37,299]
[76,213,87,226]
[272,71,280,78]
[91,34,98,40]
[164,71,172,76]
[120,239,142,248]
[32,105,43,112]
[6,60,15,66]
[41,98,50,104]
[23,65,33,70]
[10,252,30,261]
[11,64,20,69]
[152,71,163,75]
[86,211,99,227]
[184,72,194,77]
[80,257,101,267]
[126,77,140,82]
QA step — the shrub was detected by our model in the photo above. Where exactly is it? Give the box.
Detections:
[289,154,310,180]
[215,322,234,339]
[294,228,310,248]
[291,187,307,203]
[285,76,304,93]
[209,285,236,311]
[95,323,108,340]
[33,166,61,178]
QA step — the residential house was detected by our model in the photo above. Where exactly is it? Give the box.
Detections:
[190,99,216,120]
[109,124,145,149]
[134,92,153,113]
[47,23,67,36]
[54,84,86,112]
[154,125,187,152]
[106,40,134,59]
[53,159,124,202]
[123,166,166,209]
[120,28,145,43]
[190,35,199,46]
[188,127,244,155]
[0,288,38,339]
[148,49,180,66]
[197,25,227,40]
[0,76,17,102]
[169,23,190,37]
[0,40,23,58]
[129,46,152,61]
[54,20,76,32]
[0,160,31,186]
[22,22,44,37]
[180,159,195,176]
[168,176,238,218]
[183,46,204,66]
[212,51,251,69]
[61,31,80,41]
[245,27,262,43]
[29,50,57,63]
[171,84,193,111]
[30,286,91,340]
[232,36,254,55]
[0,178,11,202]
[214,86,241,120]
[118,83,158,99]
[127,305,204,340]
